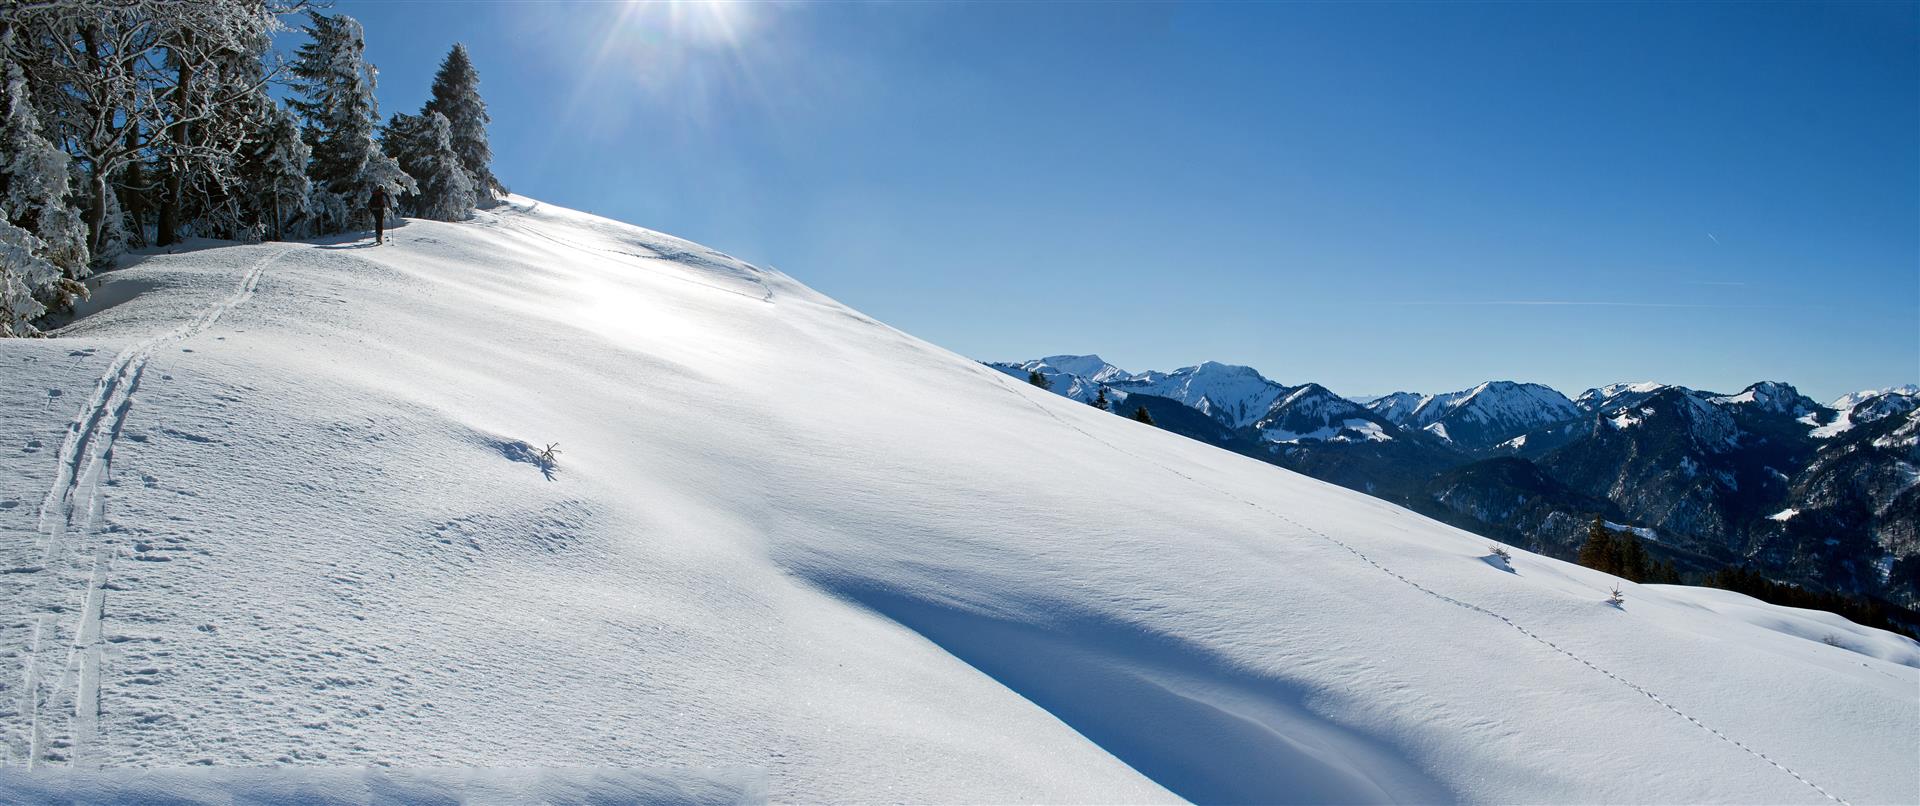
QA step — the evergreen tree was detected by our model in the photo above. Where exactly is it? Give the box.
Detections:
[1577,516,1618,575]
[245,99,312,240]
[0,220,58,336]
[1090,387,1110,411]
[1026,369,1051,390]
[1653,560,1681,585]
[1617,534,1649,583]
[422,43,503,201]
[290,12,413,233]
[1131,405,1154,425]
[0,37,87,327]
[381,111,472,221]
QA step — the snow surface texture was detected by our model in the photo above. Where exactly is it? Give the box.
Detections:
[0,767,760,805]
[0,199,1915,803]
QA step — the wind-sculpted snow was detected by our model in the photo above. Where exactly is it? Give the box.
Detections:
[0,766,762,804]
[0,198,1913,803]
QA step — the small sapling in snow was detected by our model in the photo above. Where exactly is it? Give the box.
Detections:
[1607,585,1625,606]
[1489,544,1512,562]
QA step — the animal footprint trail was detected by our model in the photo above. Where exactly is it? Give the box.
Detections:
[13,246,290,769]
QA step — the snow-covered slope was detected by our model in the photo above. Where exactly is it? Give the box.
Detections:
[1,199,1913,803]
[1815,387,1920,440]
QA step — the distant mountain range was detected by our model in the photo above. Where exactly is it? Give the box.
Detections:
[991,355,1920,609]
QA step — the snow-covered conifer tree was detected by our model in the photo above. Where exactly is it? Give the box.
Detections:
[247,99,312,240]
[422,43,503,202]
[0,220,59,336]
[290,12,411,232]
[383,111,472,222]
[0,31,88,322]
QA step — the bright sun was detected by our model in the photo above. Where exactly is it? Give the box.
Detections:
[612,0,759,49]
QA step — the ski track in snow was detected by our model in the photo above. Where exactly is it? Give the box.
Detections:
[976,364,1850,805]
[15,246,289,770]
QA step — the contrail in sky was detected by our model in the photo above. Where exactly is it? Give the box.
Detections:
[1383,300,1787,309]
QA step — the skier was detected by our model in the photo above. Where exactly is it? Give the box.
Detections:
[369,187,390,245]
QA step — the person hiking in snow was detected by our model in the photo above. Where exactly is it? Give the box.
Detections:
[369,187,390,245]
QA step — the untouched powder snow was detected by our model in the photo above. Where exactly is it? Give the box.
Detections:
[0,199,1914,804]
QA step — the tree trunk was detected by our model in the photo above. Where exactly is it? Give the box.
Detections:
[121,126,147,247]
[156,36,193,247]
[85,172,108,264]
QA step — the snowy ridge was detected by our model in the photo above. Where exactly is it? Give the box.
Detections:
[1577,381,1669,413]
[986,355,1131,404]
[1830,384,1920,412]
[1254,384,1394,444]
[1346,381,1584,451]
[1814,387,1920,440]
[1711,382,1817,417]
[1108,361,1291,428]
[1361,391,1425,424]
[0,199,1912,802]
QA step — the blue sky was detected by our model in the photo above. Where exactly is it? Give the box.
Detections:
[322,1,1915,402]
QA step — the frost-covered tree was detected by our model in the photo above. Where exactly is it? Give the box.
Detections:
[0,28,87,323]
[243,98,310,240]
[152,9,282,244]
[382,111,472,222]
[422,43,502,201]
[6,1,286,254]
[0,220,60,336]
[290,11,412,232]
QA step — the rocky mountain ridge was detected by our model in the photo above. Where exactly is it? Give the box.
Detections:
[988,356,1920,611]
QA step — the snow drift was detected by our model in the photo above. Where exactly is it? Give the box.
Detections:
[0,200,1913,803]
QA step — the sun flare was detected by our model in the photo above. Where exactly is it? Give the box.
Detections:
[614,0,759,49]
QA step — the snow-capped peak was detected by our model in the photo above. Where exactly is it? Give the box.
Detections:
[1448,381,1580,425]
[1110,361,1290,428]
[1035,354,1132,384]
[1710,381,1816,417]
[1577,381,1669,413]
[1831,384,1920,411]
[1363,391,1428,424]
[1363,381,1577,451]
[1255,384,1394,445]
[1814,389,1920,440]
